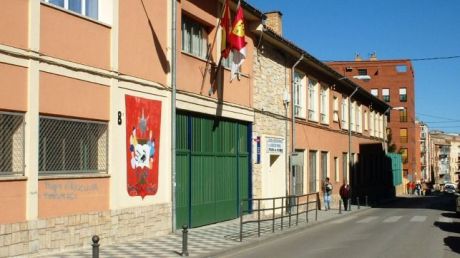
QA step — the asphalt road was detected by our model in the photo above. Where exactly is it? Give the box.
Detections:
[222,195,460,258]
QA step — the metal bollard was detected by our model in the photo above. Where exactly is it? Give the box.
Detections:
[348,198,351,211]
[365,196,368,207]
[181,225,189,256]
[92,235,99,258]
[339,199,342,214]
[357,197,360,209]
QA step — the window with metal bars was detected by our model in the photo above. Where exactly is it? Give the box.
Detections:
[0,112,25,176]
[39,116,108,174]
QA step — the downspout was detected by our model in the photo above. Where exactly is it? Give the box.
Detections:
[348,86,359,184]
[171,0,177,231]
[290,54,303,196]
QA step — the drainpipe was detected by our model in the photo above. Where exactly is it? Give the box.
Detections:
[348,86,358,184]
[290,54,303,196]
[171,0,177,231]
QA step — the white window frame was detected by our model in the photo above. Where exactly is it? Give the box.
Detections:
[182,16,209,60]
[350,101,355,132]
[399,87,407,102]
[369,111,374,136]
[341,97,348,130]
[370,89,378,97]
[308,78,319,122]
[293,71,307,118]
[364,110,368,131]
[334,157,339,183]
[356,104,362,133]
[333,96,339,122]
[382,88,390,102]
[44,0,99,20]
[320,85,329,124]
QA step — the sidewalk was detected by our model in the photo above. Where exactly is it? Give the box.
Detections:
[40,205,370,258]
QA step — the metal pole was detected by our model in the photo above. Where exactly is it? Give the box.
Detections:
[357,197,360,209]
[306,195,309,223]
[181,225,189,256]
[348,87,358,185]
[339,199,342,214]
[296,196,299,225]
[92,235,99,258]
[315,193,318,221]
[239,201,243,242]
[281,197,284,230]
[365,195,368,207]
[272,198,275,233]
[290,55,304,197]
[348,198,352,211]
[171,0,178,232]
[257,199,261,237]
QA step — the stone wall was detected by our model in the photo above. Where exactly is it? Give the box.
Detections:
[252,44,290,199]
[0,203,171,257]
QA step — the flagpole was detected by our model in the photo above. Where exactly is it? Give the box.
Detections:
[199,1,228,95]
[208,55,224,95]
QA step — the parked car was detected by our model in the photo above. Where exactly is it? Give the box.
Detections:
[444,183,457,194]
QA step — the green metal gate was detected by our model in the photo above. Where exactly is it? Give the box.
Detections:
[176,113,250,228]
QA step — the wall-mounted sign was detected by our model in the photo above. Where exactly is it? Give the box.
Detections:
[266,137,284,154]
[253,136,261,164]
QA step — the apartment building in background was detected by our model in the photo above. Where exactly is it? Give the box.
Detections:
[417,121,431,181]
[328,56,418,182]
[430,132,460,187]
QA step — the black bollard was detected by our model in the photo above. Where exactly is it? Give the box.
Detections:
[181,225,189,256]
[92,235,100,258]
[365,196,368,207]
[348,198,351,211]
[339,199,342,214]
[357,197,360,209]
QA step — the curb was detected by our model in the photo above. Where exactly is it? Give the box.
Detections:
[199,206,374,258]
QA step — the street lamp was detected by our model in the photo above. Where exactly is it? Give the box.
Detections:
[348,86,359,184]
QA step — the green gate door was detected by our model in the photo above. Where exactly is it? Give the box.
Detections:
[175,113,249,228]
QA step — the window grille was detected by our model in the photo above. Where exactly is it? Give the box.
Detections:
[39,116,108,174]
[0,112,25,176]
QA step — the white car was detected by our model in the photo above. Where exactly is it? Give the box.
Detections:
[444,183,457,194]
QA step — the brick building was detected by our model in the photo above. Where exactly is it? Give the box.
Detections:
[328,57,418,182]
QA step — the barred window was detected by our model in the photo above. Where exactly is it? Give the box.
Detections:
[39,117,108,174]
[0,112,25,176]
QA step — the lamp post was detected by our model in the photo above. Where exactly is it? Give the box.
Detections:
[348,87,358,184]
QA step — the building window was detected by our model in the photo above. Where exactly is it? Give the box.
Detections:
[342,152,348,183]
[400,109,408,122]
[320,85,329,124]
[400,148,408,164]
[39,117,108,174]
[308,78,318,121]
[0,112,25,176]
[358,69,367,75]
[341,97,348,129]
[399,88,407,102]
[294,71,306,118]
[45,0,99,20]
[382,88,390,102]
[334,157,339,182]
[356,104,362,132]
[364,110,368,131]
[400,128,408,143]
[182,16,208,59]
[333,96,339,122]
[321,151,328,182]
[370,89,378,97]
[309,150,317,193]
[396,65,407,73]
[350,102,355,131]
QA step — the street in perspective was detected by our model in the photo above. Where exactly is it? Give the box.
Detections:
[0,0,459,258]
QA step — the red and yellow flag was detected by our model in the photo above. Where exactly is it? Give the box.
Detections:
[229,2,247,81]
[221,0,232,59]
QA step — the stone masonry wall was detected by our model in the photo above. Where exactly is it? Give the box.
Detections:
[0,203,171,257]
[252,44,291,199]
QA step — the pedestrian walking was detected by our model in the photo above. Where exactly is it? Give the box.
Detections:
[339,183,350,211]
[415,182,422,196]
[323,177,333,211]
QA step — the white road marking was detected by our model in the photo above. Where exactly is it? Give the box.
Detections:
[410,216,427,222]
[356,216,379,223]
[437,216,453,223]
[332,215,359,224]
[383,216,403,223]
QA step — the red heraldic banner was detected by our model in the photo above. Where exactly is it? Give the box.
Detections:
[125,95,162,199]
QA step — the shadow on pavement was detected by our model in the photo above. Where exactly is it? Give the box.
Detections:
[374,195,457,212]
[444,236,460,254]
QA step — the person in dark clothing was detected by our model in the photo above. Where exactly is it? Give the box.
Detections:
[339,183,351,211]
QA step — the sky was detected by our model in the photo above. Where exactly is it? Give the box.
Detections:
[246,0,460,134]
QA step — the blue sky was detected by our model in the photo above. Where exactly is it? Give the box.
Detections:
[247,0,460,133]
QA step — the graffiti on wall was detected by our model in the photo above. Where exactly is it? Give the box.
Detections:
[42,181,98,200]
[125,95,162,199]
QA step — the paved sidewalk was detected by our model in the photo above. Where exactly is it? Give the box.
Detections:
[41,205,370,258]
